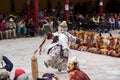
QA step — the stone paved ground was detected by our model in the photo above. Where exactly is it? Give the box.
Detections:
[0,30,120,80]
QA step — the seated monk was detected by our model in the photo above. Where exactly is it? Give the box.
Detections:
[108,37,120,57]
[69,30,80,50]
[74,30,80,50]
[95,33,105,49]
[114,37,120,51]
[78,31,88,51]
[77,31,84,50]
[69,30,76,36]
[107,33,116,50]
[95,33,109,55]
[106,33,118,57]
[87,32,97,53]
[73,30,84,50]
[86,32,96,49]
[69,30,76,49]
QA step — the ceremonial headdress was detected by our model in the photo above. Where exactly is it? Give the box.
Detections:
[67,56,79,72]
[58,21,68,33]
[59,21,68,28]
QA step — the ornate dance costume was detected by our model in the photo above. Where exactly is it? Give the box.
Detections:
[42,21,77,71]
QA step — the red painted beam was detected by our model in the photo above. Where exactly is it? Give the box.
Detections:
[64,0,69,21]
[99,0,103,16]
[33,0,39,31]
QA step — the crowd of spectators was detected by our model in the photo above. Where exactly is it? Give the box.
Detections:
[37,1,120,35]
[0,13,37,40]
[0,12,120,40]
[38,10,120,36]
[0,0,120,40]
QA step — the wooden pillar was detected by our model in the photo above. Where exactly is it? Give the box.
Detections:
[33,0,39,32]
[99,0,103,16]
[64,0,69,21]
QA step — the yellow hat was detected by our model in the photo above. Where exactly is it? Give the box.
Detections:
[59,21,68,28]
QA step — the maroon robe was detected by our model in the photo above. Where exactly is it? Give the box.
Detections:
[69,69,90,80]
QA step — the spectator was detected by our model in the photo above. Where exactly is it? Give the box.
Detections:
[67,21,74,31]
[118,13,120,29]
[38,9,43,20]
[0,69,10,80]
[108,14,115,30]
[13,68,29,80]
[97,13,110,33]
[6,17,16,39]
[114,13,119,29]
[17,18,27,38]
[27,18,36,37]
[52,16,58,32]
[0,19,9,39]
[92,14,100,31]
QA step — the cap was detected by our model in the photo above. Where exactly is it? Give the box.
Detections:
[14,68,25,78]
[9,18,14,22]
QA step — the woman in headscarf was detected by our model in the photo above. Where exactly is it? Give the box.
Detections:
[13,68,29,80]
